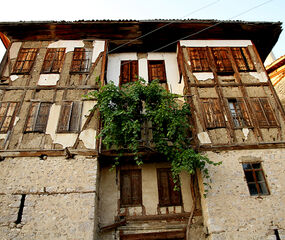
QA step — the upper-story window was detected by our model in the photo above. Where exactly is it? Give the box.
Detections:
[0,102,18,133]
[41,48,65,73]
[251,98,278,128]
[201,98,226,129]
[120,60,138,85]
[12,48,38,74]
[227,98,252,128]
[70,48,92,73]
[57,101,82,133]
[242,162,269,196]
[188,48,211,72]
[120,169,142,207]
[25,102,51,133]
[157,168,182,207]
[148,60,167,83]
[212,48,233,73]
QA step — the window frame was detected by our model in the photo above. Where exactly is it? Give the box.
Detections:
[12,48,38,75]
[70,48,92,74]
[157,168,182,207]
[119,60,139,85]
[187,47,211,72]
[242,162,270,196]
[147,60,167,83]
[41,48,66,74]
[120,169,142,207]
[56,101,82,133]
[227,98,252,129]
[211,47,233,74]
[24,102,52,133]
[0,102,19,133]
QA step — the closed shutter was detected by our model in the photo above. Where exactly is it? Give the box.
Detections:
[169,171,182,206]
[131,170,142,205]
[148,61,167,83]
[212,48,233,73]
[121,171,132,206]
[0,102,18,133]
[232,47,255,71]
[57,102,72,132]
[25,102,39,132]
[237,99,252,127]
[34,103,51,132]
[69,102,82,132]
[70,48,91,73]
[120,61,138,85]
[202,98,225,128]
[241,48,255,71]
[42,48,65,73]
[13,48,38,74]
[188,48,210,72]
[259,98,277,126]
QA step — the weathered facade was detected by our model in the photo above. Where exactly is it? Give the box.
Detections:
[0,20,284,240]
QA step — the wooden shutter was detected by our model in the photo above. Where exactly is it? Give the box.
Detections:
[157,168,181,207]
[0,102,18,133]
[70,48,91,73]
[202,98,225,128]
[34,103,51,132]
[188,48,210,72]
[120,169,142,207]
[212,48,233,73]
[13,48,38,74]
[232,47,255,71]
[25,102,39,132]
[42,48,65,73]
[237,99,252,127]
[148,60,167,83]
[251,98,277,127]
[57,101,82,133]
[120,61,138,85]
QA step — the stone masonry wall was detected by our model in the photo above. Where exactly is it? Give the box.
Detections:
[199,148,285,240]
[0,156,98,240]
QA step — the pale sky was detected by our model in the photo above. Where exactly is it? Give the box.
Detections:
[0,0,284,61]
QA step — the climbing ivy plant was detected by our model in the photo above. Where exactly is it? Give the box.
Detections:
[88,78,220,194]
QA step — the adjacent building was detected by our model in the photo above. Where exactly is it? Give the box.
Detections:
[0,20,284,240]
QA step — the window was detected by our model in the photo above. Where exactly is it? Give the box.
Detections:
[227,98,251,128]
[70,48,92,73]
[250,98,277,127]
[41,48,65,73]
[25,102,51,132]
[120,60,138,85]
[148,60,167,83]
[231,47,255,71]
[242,163,269,196]
[212,48,233,73]
[201,98,226,129]
[157,168,182,207]
[12,48,38,74]
[0,102,18,133]
[57,101,82,133]
[120,169,142,207]
[188,48,211,72]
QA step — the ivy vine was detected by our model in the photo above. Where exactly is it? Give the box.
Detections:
[88,78,220,195]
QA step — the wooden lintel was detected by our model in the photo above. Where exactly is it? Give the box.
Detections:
[198,142,285,151]
[100,219,127,232]
[120,230,186,240]
[0,149,98,158]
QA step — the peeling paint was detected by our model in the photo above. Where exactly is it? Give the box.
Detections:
[13,117,20,127]
[92,40,105,63]
[249,72,268,82]
[242,128,249,140]
[193,72,214,81]
[48,40,84,52]
[10,75,19,81]
[9,42,22,59]
[198,132,211,144]
[38,74,60,86]
[180,40,252,47]
[79,129,96,149]
[0,134,6,140]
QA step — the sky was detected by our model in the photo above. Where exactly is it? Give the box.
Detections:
[0,0,284,62]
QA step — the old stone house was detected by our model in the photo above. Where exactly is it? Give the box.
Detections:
[0,20,284,240]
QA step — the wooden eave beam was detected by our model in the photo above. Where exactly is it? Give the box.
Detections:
[0,32,10,49]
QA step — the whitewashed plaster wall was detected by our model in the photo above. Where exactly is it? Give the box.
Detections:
[106,52,184,95]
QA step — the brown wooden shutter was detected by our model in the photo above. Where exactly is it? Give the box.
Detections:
[131,170,142,205]
[202,98,225,128]
[212,48,233,73]
[69,102,82,132]
[57,102,72,132]
[34,103,51,132]
[232,48,247,71]
[0,102,18,133]
[168,171,182,206]
[25,102,38,132]
[120,61,138,85]
[13,48,38,74]
[148,60,167,83]
[70,48,84,72]
[237,99,252,127]
[259,98,277,126]
[241,47,255,71]
[188,48,210,72]
[42,48,65,73]
[121,171,132,206]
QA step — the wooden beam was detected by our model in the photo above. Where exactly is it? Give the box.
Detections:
[120,230,186,240]
[100,219,127,232]
[0,32,10,49]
